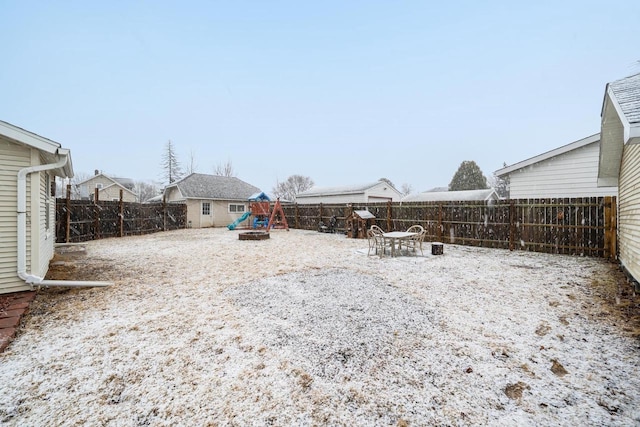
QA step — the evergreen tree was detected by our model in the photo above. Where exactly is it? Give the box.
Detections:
[449,160,488,191]
[160,140,183,185]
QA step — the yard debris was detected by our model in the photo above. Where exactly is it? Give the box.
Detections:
[504,382,530,400]
[550,359,569,377]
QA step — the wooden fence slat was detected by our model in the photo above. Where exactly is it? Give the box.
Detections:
[280,197,616,258]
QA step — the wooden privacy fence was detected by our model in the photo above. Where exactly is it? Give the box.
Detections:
[55,191,187,243]
[283,197,617,259]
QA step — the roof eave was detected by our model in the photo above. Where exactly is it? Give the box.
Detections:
[0,120,63,154]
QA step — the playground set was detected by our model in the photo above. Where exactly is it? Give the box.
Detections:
[227,192,289,232]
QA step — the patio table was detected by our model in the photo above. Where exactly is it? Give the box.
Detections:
[382,231,418,257]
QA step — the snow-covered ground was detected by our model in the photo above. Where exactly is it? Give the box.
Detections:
[1,228,639,426]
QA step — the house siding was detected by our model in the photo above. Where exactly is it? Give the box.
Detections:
[0,140,32,293]
[508,141,617,198]
[80,176,137,202]
[213,201,249,228]
[618,142,640,283]
[100,184,137,202]
[36,170,55,278]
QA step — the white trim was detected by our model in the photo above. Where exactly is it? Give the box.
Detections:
[0,120,62,154]
[606,86,633,144]
[597,177,618,187]
[495,133,600,176]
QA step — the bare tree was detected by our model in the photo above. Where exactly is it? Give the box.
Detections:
[135,180,161,203]
[400,183,413,196]
[160,140,183,185]
[213,159,236,177]
[492,162,510,199]
[186,150,198,175]
[61,171,92,199]
[272,175,314,202]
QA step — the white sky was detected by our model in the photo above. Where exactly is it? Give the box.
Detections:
[1,1,638,192]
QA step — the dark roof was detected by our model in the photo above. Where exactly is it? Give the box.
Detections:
[608,72,640,125]
[112,177,135,190]
[172,173,260,200]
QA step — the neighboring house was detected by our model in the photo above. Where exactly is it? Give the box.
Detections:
[296,181,403,204]
[77,171,137,202]
[164,173,261,228]
[597,72,640,284]
[494,133,617,199]
[0,121,74,294]
[402,188,499,202]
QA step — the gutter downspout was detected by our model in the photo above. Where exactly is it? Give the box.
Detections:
[17,152,111,289]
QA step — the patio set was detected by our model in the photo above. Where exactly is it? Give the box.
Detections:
[367,224,440,258]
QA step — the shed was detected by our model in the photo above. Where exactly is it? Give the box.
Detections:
[296,181,402,204]
[346,210,376,239]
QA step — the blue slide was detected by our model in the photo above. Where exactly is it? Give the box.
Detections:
[227,211,251,230]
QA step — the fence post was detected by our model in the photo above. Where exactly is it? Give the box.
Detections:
[509,200,515,251]
[319,203,323,226]
[94,187,100,240]
[604,196,618,261]
[65,184,71,243]
[295,203,299,229]
[119,189,124,237]
[162,194,167,231]
[437,203,443,242]
[386,201,392,231]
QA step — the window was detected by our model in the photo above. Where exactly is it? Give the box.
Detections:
[202,202,211,215]
[96,183,103,189]
[229,204,246,213]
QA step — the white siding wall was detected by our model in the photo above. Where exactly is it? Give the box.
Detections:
[99,185,137,202]
[296,194,367,205]
[213,201,248,228]
[364,182,401,202]
[185,199,201,228]
[36,170,55,278]
[618,141,640,283]
[0,139,32,293]
[508,141,618,198]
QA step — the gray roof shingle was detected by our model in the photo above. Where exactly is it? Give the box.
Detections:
[173,173,260,200]
[609,72,640,125]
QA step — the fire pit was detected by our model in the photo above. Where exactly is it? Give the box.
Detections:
[239,231,270,241]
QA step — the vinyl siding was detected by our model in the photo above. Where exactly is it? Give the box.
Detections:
[185,199,206,228]
[364,182,401,202]
[99,185,137,202]
[80,176,136,201]
[182,199,248,228]
[0,139,32,293]
[36,170,55,278]
[296,193,368,204]
[508,141,617,198]
[618,142,640,283]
